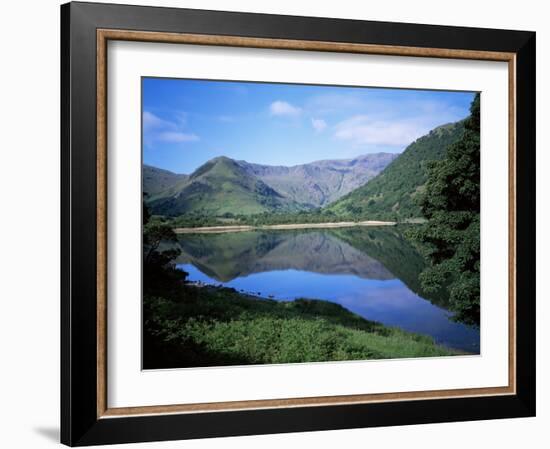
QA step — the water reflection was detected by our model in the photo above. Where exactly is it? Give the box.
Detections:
[175,227,480,353]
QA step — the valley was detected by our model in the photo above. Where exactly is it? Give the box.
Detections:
[142,84,481,368]
[144,121,464,228]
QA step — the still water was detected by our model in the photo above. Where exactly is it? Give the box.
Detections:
[175,227,480,353]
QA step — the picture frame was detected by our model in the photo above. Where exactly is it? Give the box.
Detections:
[61,1,536,446]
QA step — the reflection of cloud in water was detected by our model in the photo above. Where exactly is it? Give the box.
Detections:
[301,277,477,350]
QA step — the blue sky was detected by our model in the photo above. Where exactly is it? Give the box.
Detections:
[142,78,475,174]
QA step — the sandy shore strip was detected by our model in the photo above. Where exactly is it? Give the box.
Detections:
[174,220,396,234]
[174,225,256,234]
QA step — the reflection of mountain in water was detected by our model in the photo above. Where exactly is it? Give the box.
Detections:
[176,226,451,311]
[326,227,450,308]
[176,230,394,282]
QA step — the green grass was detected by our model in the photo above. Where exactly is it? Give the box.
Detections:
[143,284,457,369]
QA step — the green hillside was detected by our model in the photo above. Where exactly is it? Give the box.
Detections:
[143,165,188,197]
[148,156,305,217]
[325,121,465,221]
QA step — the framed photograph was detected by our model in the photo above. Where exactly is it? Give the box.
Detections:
[61,2,536,446]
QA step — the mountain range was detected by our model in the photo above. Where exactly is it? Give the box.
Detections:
[144,120,464,220]
[236,153,397,207]
[145,152,396,216]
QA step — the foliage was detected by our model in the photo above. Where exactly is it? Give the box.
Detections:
[141,206,459,368]
[325,121,465,221]
[143,203,187,295]
[411,94,480,326]
[143,223,178,264]
[165,209,351,228]
[143,286,457,369]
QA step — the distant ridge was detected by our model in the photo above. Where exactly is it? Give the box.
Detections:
[143,165,188,197]
[237,153,397,207]
[144,152,396,216]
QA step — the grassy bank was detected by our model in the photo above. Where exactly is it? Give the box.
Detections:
[144,284,457,369]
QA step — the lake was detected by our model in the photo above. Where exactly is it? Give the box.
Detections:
[175,227,480,353]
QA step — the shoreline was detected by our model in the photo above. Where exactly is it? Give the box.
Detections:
[144,282,462,369]
[183,281,475,355]
[173,220,396,234]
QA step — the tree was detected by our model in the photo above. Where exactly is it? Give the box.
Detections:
[143,202,187,294]
[413,94,480,326]
[144,222,178,265]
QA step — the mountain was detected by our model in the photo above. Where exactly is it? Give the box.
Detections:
[143,165,188,197]
[148,156,304,217]
[325,121,465,220]
[145,152,396,217]
[237,153,397,208]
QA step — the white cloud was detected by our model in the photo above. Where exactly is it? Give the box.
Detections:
[269,100,302,117]
[157,131,199,143]
[311,118,327,133]
[334,115,429,147]
[143,111,174,132]
[143,110,199,145]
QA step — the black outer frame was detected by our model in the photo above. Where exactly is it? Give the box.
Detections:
[60,1,536,446]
